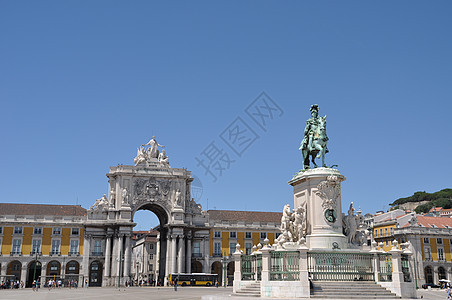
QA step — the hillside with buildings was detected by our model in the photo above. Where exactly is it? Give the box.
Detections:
[390,188,452,213]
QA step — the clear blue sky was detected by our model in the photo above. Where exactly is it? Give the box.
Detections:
[1,1,451,230]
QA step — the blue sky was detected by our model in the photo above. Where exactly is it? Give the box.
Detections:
[1,1,451,230]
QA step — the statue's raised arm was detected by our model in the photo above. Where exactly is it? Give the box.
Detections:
[300,104,329,170]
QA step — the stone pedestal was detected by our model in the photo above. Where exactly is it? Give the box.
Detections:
[289,167,346,250]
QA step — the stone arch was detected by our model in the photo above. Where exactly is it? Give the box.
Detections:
[133,202,169,225]
[133,202,169,284]
[66,260,80,282]
[47,260,61,278]
[424,265,434,284]
[192,261,203,273]
[211,261,222,285]
[89,261,103,287]
[26,260,42,287]
[7,260,22,281]
[227,262,235,286]
[438,266,447,281]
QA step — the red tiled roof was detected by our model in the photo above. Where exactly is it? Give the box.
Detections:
[0,203,86,216]
[208,210,282,223]
[406,216,452,228]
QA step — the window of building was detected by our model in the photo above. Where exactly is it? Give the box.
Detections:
[71,228,80,236]
[150,244,154,250]
[423,237,429,244]
[245,232,252,239]
[93,240,102,255]
[53,227,61,235]
[70,240,79,254]
[214,231,221,238]
[229,242,236,255]
[32,239,41,254]
[424,246,432,261]
[149,264,153,271]
[0,226,2,234]
[390,228,393,235]
[149,254,154,260]
[384,228,388,236]
[32,227,42,235]
[245,242,252,255]
[230,232,237,238]
[437,238,443,245]
[375,230,378,237]
[51,239,60,254]
[438,248,445,261]
[275,232,281,239]
[193,242,201,257]
[214,242,221,255]
[260,232,267,239]
[379,229,383,237]
[14,226,23,234]
[12,239,21,254]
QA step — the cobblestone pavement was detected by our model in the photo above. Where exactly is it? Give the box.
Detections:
[0,286,233,300]
[0,286,447,300]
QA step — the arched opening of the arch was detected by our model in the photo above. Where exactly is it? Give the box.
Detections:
[26,260,42,288]
[132,203,169,286]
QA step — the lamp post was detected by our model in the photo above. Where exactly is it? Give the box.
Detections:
[221,252,228,288]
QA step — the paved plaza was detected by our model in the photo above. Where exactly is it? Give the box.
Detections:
[0,286,447,300]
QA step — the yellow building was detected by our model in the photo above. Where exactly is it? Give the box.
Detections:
[373,209,452,287]
[0,203,86,287]
[207,210,281,285]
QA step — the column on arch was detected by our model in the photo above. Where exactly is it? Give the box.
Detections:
[165,232,171,284]
[82,234,91,279]
[124,233,132,278]
[104,233,112,278]
[177,236,185,273]
[111,234,119,277]
[186,233,192,273]
[171,234,177,274]
[117,234,124,277]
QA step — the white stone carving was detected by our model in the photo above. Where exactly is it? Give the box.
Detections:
[158,150,170,168]
[343,202,366,245]
[276,203,307,245]
[122,187,129,205]
[316,175,341,210]
[142,136,165,159]
[90,194,108,211]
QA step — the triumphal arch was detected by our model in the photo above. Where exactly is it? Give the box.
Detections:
[83,136,208,286]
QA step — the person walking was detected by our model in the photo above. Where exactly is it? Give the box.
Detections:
[174,277,178,291]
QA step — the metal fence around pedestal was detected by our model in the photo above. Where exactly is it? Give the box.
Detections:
[378,253,393,282]
[270,251,300,281]
[241,254,262,281]
[308,251,374,281]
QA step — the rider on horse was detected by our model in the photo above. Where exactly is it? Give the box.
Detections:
[300,104,328,170]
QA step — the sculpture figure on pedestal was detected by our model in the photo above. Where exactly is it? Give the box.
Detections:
[299,104,329,170]
[276,204,307,246]
[158,149,170,167]
[142,136,165,159]
[134,147,147,166]
[122,188,129,205]
[343,202,366,245]
[90,194,108,210]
